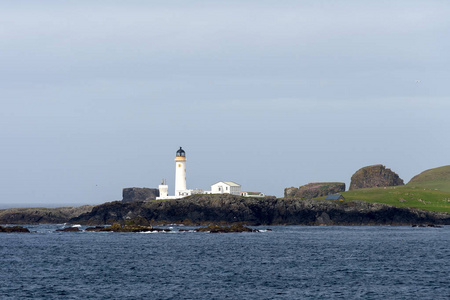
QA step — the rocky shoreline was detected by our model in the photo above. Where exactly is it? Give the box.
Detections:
[55,223,260,233]
[70,194,450,226]
[2,194,450,226]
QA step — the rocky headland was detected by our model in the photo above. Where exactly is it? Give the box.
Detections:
[349,165,404,190]
[285,182,345,199]
[0,205,94,224]
[69,194,450,226]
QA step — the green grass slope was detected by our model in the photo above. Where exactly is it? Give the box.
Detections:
[314,166,450,213]
[408,165,450,192]
[338,186,450,212]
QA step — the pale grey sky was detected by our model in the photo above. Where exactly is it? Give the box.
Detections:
[1,1,449,207]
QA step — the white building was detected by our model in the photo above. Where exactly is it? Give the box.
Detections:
[158,179,169,198]
[155,147,260,200]
[211,181,242,195]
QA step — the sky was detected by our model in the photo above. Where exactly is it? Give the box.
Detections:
[1,1,449,208]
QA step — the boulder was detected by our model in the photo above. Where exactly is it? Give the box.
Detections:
[349,165,404,191]
[122,187,159,203]
[285,182,346,199]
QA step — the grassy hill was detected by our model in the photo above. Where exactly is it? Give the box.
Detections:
[408,165,450,192]
[315,166,450,213]
[339,186,450,212]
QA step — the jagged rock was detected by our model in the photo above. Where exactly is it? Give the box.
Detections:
[122,187,159,203]
[285,182,346,199]
[349,165,404,191]
[284,187,298,197]
[0,225,30,233]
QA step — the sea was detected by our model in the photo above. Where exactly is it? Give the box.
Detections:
[1,225,449,300]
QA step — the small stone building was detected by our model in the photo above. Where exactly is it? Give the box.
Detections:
[325,194,345,201]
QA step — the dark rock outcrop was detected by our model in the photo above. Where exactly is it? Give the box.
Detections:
[87,223,169,232]
[56,226,80,232]
[0,205,94,225]
[349,165,404,191]
[284,182,346,199]
[70,194,450,226]
[195,224,258,233]
[284,187,298,198]
[85,226,106,232]
[0,225,30,233]
[122,187,159,203]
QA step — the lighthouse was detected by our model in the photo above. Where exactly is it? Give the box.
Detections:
[175,147,187,196]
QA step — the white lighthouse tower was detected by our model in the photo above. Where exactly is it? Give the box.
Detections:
[175,147,187,196]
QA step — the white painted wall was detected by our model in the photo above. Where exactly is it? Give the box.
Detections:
[159,184,168,197]
[175,160,186,196]
[229,185,241,196]
[211,182,241,195]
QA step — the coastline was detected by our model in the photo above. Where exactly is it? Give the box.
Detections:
[2,194,449,226]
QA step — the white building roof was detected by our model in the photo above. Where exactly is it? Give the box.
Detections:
[224,181,240,187]
[213,181,241,187]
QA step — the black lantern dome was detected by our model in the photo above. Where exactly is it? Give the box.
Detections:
[176,147,185,157]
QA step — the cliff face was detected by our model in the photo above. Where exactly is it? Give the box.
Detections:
[284,182,345,199]
[122,187,159,203]
[69,194,450,226]
[349,165,404,191]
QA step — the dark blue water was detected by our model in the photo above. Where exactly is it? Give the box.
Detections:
[1,225,449,299]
